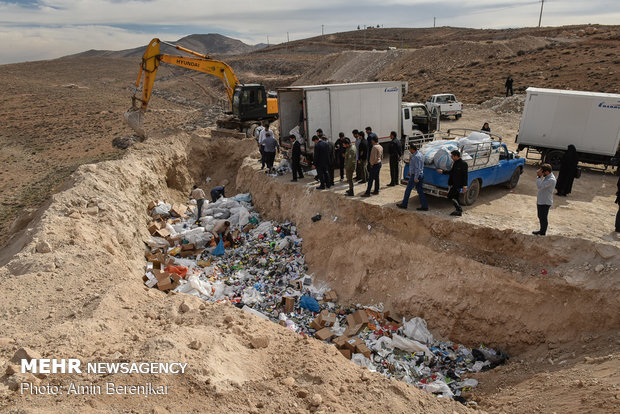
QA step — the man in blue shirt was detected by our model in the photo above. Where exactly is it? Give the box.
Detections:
[533,163,556,235]
[396,145,428,211]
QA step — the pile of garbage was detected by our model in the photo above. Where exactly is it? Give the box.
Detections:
[142,194,507,403]
[480,95,525,114]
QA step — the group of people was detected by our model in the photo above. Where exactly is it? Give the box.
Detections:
[296,127,404,197]
[285,124,619,234]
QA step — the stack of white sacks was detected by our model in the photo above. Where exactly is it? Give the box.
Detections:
[419,132,499,170]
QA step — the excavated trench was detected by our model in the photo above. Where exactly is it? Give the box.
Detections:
[2,131,619,411]
[175,133,620,353]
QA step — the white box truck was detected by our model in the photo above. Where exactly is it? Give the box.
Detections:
[516,87,620,170]
[277,81,438,163]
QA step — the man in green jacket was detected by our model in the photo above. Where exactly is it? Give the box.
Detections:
[343,138,357,196]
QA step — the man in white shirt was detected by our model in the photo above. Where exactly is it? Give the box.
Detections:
[533,163,556,236]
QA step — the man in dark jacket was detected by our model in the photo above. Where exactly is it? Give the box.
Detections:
[334,132,346,181]
[290,134,304,182]
[387,131,403,186]
[436,150,468,216]
[357,131,368,183]
[505,75,514,96]
[313,135,331,189]
[325,136,335,186]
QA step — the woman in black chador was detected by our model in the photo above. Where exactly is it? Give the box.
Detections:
[555,145,579,196]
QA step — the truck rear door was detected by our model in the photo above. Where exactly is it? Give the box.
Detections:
[306,89,332,145]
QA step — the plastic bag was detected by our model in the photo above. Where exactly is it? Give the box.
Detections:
[391,334,431,354]
[212,239,225,256]
[402,317,434,344]
[423,380,453,398]
[233,193,252,202]
[299,296,320,312]
[152,202,171,217]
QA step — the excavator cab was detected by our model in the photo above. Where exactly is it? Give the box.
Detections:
[232,85,268,122]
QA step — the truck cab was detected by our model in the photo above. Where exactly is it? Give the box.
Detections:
[401,102,439,139]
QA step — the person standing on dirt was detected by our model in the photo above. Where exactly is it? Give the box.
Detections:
[387,131,403,186]
[352,130,361,180]
[289,134,304,182]
[505,75,514,97]
[436,150,468,216]
[533,163,556,236]
[344,138,357,196]
[318,130,335,186]
[357,131,369,183]
[362,135,383,197]
[365,127,378,183]
[191,185,207,221]
[397,145,428,211]
[257,124,272,169]
[210,185,226,202]
[262,132,279,174]
[334,132,346,181]
[481,122,491,132]
[555,145,579,196]
[313,135,330,189]
[614,174,619,233]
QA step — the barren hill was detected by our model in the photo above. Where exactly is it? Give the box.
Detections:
[66,33,265,59]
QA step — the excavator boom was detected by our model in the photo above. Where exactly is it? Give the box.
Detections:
[124,38,241,138]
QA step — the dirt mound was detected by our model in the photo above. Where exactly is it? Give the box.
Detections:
[479,95,526,114]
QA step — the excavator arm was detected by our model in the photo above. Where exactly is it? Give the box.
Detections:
[125,38,240,138]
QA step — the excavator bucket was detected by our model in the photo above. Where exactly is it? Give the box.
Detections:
[124,106,146,140]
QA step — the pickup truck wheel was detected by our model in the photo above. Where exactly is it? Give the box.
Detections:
[455,114,462,120]
[544,150,564,171]
[505,167,521,189]
[460,179,480,206]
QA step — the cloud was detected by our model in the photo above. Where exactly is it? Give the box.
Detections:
[0,0,618,64]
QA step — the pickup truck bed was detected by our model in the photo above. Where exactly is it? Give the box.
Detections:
[403,135,525,205]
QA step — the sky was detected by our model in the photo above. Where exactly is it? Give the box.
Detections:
[0,0,618,64]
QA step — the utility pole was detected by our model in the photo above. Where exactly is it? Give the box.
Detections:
[538,0,545,27]
[321,25,324,36]
[287,32,290,43]
[433,17,436,28]
[267,35,269,46]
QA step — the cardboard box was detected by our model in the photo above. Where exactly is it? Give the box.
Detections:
[147,201,157,211]
[344,337,364,353]
[155,271,181,291]
[281,296,295,313]
[179,249,203,258]
[356,343,372,358]
[314,328,334,341]
[332,336,351,349]
[338,348,352,359]
[321,310,337,327]
[310,310,337,330]
[147,223,160,235]
[181,243,195,251]
[170,204,186,218]
[347,309,369,326]
[154,228,171,238]
[323,290,338,302]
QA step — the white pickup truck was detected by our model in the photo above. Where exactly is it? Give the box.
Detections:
[426,94,463,119]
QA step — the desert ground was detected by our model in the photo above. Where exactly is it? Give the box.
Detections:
[0,25,619,413]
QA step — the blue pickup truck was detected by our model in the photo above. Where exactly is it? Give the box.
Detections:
[404,129,525,205]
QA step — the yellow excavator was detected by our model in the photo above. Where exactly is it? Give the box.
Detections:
[124,38,278,139]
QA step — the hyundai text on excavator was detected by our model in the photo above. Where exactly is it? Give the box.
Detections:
[124,38,278,139]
